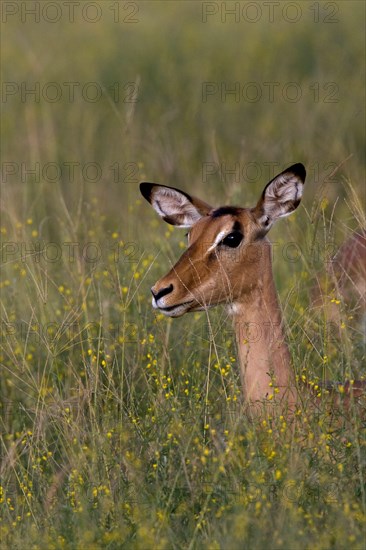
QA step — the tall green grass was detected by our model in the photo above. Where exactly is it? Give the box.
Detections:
[1,2,365,548]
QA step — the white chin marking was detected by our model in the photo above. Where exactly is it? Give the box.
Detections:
[159,303,213,317]
[159,305,189,318]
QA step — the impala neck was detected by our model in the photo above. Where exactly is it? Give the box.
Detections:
[230,241,297,412]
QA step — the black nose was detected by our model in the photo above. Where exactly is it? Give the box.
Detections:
[151,284,174,301]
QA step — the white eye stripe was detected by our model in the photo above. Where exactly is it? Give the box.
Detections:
[207,230,228,253]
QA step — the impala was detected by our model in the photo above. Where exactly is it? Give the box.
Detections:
[311,229,366,326]
[140,164,365,415]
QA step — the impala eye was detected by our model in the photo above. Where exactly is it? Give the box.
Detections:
[221,231,243,248]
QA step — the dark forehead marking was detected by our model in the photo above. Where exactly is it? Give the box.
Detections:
[211,206,241,218]
[232,220,243,232]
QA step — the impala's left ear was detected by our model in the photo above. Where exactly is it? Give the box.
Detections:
[253,163,306,230]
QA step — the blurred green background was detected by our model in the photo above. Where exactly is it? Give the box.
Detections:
[2,0,365,234]
[1,2,366,548]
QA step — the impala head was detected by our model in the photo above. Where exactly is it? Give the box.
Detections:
[140,164,306,317]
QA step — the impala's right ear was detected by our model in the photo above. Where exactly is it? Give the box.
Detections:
[140,182,213,228]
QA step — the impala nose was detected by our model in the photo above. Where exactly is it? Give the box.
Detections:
[151,284,174,302]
